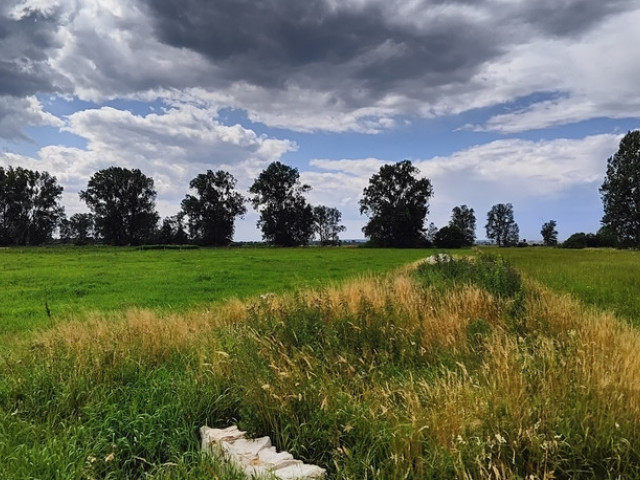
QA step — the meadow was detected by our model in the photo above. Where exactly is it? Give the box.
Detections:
[1,246,640,479]
[498,247,640,324]
[0,246,432,335]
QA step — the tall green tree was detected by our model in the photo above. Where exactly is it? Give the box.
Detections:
[359,160,433,247]
[540,220,558,246]
[158,215,188,245]
[249,162,314,246]
[312,205,346,246]
[449,204,476,246]
[0,166,65,246]
[433,225,467,248]
[181,170,246,246]
[485,203,519,246]
[59,213,95,245]
[600,130,640,246]
[80,167,159,246]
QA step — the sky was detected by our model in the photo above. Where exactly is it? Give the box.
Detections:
[2,0,640,242]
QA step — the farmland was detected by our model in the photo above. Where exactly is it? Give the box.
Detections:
[0,246,433,335]
[1,246,640,479]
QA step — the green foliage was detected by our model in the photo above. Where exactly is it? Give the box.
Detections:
[157,215,189,245]
[59,213,95,245]
[312,205,346,246]
[449,204,476,246]
[540,219,558,246]
[181,170,246,246]
[600,130,640,247]
[433,225,467,248]
[249,162,314,246]
[359,160,433,247]
[416,254,522,299]
[562,230,616,249]
[485,203,519,246]
[0,166,65,246]
[80,167,159,246]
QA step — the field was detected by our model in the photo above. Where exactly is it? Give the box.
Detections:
[1,246,640,479]
[0,246,432,335]
[498,247,640,324]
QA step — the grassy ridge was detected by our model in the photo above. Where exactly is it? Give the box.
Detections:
[2,254,640,478]
[0,246,433,334]
[496,247,640,324]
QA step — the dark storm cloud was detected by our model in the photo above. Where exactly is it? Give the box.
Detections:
[143,0,500,96]
[519,0,636,37]
[142,0,635,101]
[0,5,65,97]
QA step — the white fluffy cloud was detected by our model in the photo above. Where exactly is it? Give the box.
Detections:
[308,133,621,239]
[1,102,296,220]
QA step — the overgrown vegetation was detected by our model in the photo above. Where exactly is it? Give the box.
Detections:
[2,253,640,478]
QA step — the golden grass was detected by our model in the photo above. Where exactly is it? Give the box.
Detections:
[25,262,640,478]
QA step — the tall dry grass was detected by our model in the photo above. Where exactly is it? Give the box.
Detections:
[3,256,640,478]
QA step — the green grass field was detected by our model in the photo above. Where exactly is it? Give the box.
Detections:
[3,246,640,479]
[497,247,640,324]
[0,246,433,335]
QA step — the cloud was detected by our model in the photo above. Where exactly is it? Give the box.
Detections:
[0,95,64,140]
[307,133,621,238]
[1,102,296,219]
[473,8,640,132]
[2,0,637,135]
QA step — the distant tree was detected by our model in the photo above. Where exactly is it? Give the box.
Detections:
[595,226,617,248]
[425,222,438,246]
[80,167,159,246]
[540,220,558,246]
[449,205,476,246]
[433,225,467,248]
[485,203,519,246]
[359,160,433,247]
[562,232,590,249]
[0,166,65,246]
[563,229,617,249]
[181,170,246,246]
[600,130,640,247]
[312,205,346,246]
[158,215,189,245]
[249,162,314,246]
[59,213,95,245]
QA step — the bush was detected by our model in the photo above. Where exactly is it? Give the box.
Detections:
[416,254,522,299]
[433,225,468,248]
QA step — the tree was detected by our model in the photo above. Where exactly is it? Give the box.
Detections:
[433,225,467,248]
[59,213,95,245]
[485,203,519,246]
[540,220,558,246]
[0,166,65,246]
[600,130,640,247]
[312,205,346,246]
[80,167,159,246]
[359,160,433,247]
[449,205,476,246]
[158,215,188,245]
[181,170,246,246]
[249,162,314,246]
[425,222,438,246]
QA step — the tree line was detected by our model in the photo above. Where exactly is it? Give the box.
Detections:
[1,130,639,248]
